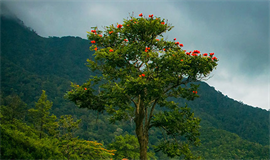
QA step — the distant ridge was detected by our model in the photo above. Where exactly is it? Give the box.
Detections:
[1,14,269,159]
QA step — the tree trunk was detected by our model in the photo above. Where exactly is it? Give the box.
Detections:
[135,101,149,160]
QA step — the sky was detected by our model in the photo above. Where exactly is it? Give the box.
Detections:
[1,0,269,110]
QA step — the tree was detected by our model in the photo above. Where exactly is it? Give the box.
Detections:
[66,13,218,159]
[108,134,156,160]
[0,94,27,123]
[57,115,115,160]
[28,90,58,139]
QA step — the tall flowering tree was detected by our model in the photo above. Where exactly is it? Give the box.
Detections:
[66,13,218,159]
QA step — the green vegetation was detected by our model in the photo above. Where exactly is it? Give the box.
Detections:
[66,14,218,159]
[0,15,269,159]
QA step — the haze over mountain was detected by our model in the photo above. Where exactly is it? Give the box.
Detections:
[0,14,269,159]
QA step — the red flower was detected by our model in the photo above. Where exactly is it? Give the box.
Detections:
[156,39,159,41]
[172,54,175,56]
[84,88,87,90]
[210,53,214,56]
[203,53,207,56]
[99,34,102,37]
[180,44,183,47]
[124,39,128,42]
[117,24,123,28]
[94,47,98,51]
[141,74,145,77]
[212,57,217,60]
[149,14,153,18]
[174,38,176,41]
[186,52,190,55]
[161,22,165,25]
[192,53,198,56]
[139,13,143,17]
[109,49,114,52]
[194,50,200,53]
[175,42,180,45]
[91,40,95,44]
[109,31,113,34]
[145,49,148,52]
[184,50,186,52]
[163,48,166,51]
[148,47,150,50]
[91,30,96,33]
[181,59,183,61]
[193,91,198,94]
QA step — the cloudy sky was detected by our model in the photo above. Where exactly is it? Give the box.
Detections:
[1,0,269,110]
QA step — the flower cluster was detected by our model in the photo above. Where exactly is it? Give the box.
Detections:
[145,47,150,52]
[139,13,143,17]
[193,91,198,94]
[91,30,96,33]
[91,40,95,44]
[109,31,113,34]
[149,14,153,18]
[210,53,214,56]
[203,53,208,56]
[161,22,165,25]
[124,39,128,42]
[117,24,123,28]
[139,73,145,77]
[109,49,114,52]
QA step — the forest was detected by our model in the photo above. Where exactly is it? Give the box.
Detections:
[0,15,269,159]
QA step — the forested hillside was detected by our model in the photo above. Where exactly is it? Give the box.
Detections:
[1,15,269,159]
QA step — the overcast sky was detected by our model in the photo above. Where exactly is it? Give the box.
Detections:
[1,0,269,110]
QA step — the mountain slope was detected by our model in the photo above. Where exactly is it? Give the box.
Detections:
[1,15,269,158]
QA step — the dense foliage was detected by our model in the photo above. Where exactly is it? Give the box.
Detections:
[1,15,269,159]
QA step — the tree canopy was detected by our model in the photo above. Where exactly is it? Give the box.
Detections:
[66,13,218,159]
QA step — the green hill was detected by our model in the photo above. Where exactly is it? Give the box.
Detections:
[1,15,269,159]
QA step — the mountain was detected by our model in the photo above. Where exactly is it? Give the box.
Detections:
[1,15,269,159]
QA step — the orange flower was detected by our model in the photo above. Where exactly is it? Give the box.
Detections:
[142,74,145,77]
[124,39,128,42]
[84,88,87,90]
[94,47,98,51]
[117,24,123,28]
[109,49,114,52]
[156,39,159,41]
[139,75,142,77]
[109,31,113,34]
[99,34,102,37]
[161,22,165,25]
[181,59,183,61]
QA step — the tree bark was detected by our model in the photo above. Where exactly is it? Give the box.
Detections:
[135,100,149,160]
